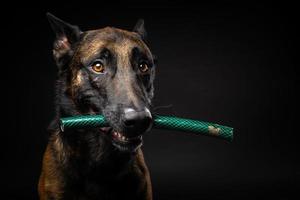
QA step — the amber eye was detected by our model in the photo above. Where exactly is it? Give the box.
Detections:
[91,61,105,73]
[139,62,149,73]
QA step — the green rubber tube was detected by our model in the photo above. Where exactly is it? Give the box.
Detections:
[60,115,233,141]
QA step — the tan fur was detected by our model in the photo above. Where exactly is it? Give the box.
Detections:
[135,149,153,200]
[39,137,65,200]
[78,27,152,65]
[73,70,83,87]
[115,39,140,107]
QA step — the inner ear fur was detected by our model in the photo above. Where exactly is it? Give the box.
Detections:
[46,13,82,70]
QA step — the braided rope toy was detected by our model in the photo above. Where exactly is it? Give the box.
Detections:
[60,115,233,142]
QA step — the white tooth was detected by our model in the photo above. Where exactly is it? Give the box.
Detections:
[144,107,152,118]
[125,108,135,113]
[121,136,126,141]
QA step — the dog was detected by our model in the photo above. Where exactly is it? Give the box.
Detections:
[38,13,156,200]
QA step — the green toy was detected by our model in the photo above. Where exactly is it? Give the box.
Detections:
[60,115,233,142]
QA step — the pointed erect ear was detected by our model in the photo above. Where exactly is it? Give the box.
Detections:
[133,19,147,40]
[46,13,82,69]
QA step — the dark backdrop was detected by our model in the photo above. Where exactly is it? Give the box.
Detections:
[2,1,298,199]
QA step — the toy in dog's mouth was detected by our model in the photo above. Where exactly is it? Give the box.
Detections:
[60,114,234,148]
[100,127,143,152]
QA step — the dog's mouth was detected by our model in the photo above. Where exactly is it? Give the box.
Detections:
[111,131,143,152]
[100,127,143,152]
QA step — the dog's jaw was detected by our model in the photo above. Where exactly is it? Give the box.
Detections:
[111,131,143,152]
[99,127,143,153]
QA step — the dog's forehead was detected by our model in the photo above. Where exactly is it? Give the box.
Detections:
[78,27,151,63]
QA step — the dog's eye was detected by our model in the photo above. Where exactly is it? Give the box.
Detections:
[139,62,149,73]
[91,61,105,73]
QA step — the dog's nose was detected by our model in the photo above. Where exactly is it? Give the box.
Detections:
[123,107,152,137]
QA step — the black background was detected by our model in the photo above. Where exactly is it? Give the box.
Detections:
[2,1,298,199]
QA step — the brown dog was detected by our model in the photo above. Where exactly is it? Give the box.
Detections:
[38,13,156,200]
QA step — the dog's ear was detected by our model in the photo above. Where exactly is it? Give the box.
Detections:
[133,19,147,41]
[46,13,82,70]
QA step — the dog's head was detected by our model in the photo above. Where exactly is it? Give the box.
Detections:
[47,13,156,152]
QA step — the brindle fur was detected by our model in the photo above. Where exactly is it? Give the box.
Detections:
[39,13,155,200]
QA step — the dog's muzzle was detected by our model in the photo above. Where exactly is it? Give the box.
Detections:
[101,107,152,152]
